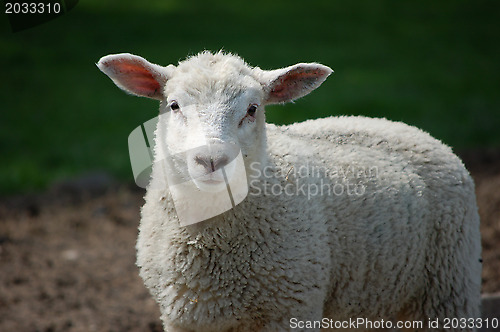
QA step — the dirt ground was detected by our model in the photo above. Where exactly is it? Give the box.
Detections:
[0,149,499,332]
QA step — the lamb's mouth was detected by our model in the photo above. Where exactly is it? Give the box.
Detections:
[200,178,225,185]
[192,172,228,192]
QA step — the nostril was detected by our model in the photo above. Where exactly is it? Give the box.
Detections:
[214,156,229,170]
[195,155,211,172]
[194,155,229,173]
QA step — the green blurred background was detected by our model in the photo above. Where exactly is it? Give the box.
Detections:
[1,0,499,195]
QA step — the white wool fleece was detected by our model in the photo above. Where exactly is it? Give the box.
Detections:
[98,51,481,332]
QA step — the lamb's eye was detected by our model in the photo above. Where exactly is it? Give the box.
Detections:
[247,104,258,117]
[170,101,180,112]
[239,104,259,128]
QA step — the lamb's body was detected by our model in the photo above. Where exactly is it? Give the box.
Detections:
[98,51,481,332]
[138,116,481,331]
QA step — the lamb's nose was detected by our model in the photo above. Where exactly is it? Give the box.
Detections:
[194,154,229,173]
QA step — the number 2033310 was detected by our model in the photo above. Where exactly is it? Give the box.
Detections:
[442,317,499,329]
[5,2,61,14]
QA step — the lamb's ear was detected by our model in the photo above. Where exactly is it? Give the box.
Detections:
[97,53,173,100]
[256,63,333,105]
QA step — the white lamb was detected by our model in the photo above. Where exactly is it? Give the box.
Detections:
[98,51,482,332]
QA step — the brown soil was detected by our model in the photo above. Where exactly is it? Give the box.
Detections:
[0,149,499,332]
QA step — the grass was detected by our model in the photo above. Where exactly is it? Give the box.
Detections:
[1,0,499,195]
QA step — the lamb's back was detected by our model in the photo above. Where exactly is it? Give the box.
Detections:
[265,116,479,319]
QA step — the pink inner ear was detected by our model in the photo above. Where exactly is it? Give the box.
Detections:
[109,60,161,98]
[270,68,326,102]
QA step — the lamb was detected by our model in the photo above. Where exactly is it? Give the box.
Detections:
[97,51,482,332]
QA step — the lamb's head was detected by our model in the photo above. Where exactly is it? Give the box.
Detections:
[98,51,332,192]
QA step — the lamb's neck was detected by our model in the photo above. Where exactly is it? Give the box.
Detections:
[181,189,273,249]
